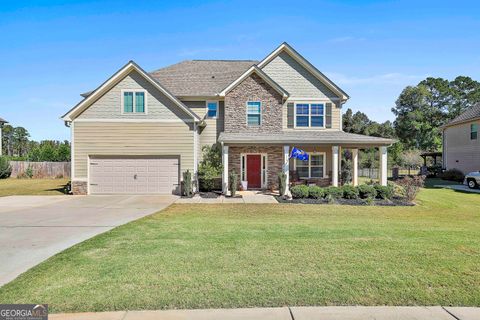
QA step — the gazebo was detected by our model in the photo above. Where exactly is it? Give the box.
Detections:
[420,151,442,166]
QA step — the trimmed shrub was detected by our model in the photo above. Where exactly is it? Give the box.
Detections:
[181,170,193,197]
[278,172,287,196]
[374,184,393,200]
[342,185,359,199]
[229,170,238,197]
[291,185,309,199]
[308,186,324,199]
[357,184,377,199]
[439,168,465,182]
[0,157,12,179]
[324,186,343,199]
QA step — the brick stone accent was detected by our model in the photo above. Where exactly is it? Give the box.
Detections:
[229,145,283,190]
[72,180,88,195]
[224,73,284,133]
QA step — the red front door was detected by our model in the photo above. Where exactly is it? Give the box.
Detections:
[247,154,262,189]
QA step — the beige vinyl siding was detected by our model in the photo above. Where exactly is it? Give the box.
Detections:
[77,70,193,120]
[282,100,341,131]
[183,101,224,161]
[73,121,194,179]
[444,120,480,173]
[261,51,338,99]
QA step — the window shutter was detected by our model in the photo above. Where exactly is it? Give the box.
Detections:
[287,103,294,128]
[325,103,332,128]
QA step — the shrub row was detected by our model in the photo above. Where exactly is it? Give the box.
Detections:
[290,183,394,200]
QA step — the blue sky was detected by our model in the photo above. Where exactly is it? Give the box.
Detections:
[1,0,479,141]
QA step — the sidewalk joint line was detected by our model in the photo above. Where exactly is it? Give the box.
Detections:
[288,306,295,320]
[120,310,129,320]
[442,306,461,320]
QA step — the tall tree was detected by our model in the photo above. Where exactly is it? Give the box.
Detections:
[12,127,30,157]
[393,76,480,151]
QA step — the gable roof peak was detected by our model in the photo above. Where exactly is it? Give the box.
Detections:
[258,42,349,101]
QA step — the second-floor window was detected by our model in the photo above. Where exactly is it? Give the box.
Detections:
[471,123,478,140]
[247,101,261,126]
[295,103,325,128]
[206,101,218,118]
[123,90,146,114]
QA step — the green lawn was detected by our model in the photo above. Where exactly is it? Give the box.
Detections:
[0,178,69,197]
[0,187,479,312]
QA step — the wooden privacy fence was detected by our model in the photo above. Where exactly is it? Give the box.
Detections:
[9,161,71,178]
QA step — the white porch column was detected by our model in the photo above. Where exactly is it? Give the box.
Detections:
[379,146,388,186]
[283,145,290,195]
[222,145,229,194]
[332,146,339,187]
[352,148,359,186]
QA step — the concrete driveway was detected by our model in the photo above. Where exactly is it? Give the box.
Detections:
[0,195,177,287]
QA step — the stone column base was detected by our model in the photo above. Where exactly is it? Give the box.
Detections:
[72,180,88,195]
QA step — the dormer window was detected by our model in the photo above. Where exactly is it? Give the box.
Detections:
[122,90,146,114]
[295,103,325,128]
[206,101,218,119]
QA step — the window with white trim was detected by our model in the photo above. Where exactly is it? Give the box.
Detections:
[206,101,218,118]
[247,101,261,126]
[295,103,325,127]
[122,90,146,113]
[295,153,325,178]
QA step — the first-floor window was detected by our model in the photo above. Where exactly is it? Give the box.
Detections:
[295,153,325,178]
[123,90,146,114]
[247,101,261,126]
[471,123,478,140]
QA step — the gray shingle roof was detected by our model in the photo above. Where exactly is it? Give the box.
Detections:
[0,117,7,124]
[149,60,258,97]
[444,103,480,127]
[218,131,395,145]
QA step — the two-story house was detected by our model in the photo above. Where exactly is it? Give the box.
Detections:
[62,42,393,195]
[442,103,480,174]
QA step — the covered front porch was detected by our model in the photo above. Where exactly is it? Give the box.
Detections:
[218,131,394,194]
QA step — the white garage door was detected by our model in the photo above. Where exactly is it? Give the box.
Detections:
[89,156,180,194]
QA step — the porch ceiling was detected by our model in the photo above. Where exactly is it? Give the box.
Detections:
[218,131,395,147]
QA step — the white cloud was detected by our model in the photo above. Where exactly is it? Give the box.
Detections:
[325,72,426,86]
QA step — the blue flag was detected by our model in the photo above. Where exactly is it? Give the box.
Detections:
[290,147,309,161]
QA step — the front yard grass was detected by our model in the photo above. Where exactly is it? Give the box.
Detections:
[0,178,69,197]
[0,187,479,312]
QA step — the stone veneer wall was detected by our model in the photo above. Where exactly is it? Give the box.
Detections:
[72,181,88,195]
[228,145,283,190]
[224,73,284,133]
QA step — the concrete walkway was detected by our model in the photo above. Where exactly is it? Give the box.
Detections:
[49,306,479,320]
[434,184,480,193]
[0,195,177,286]
[175,191,278,204]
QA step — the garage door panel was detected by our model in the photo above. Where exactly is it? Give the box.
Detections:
[89,156,179,195]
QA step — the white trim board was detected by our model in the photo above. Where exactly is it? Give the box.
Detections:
[62,61,201,122]
[73,118,194,123]
[218,65,289,98]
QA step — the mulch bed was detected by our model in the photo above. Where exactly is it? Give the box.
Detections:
[275,196,413,206]
[199,192,221,199]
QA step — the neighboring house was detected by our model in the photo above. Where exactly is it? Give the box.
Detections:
[62,42,393,195]
[442,103,480,173]
[0,117,7,156]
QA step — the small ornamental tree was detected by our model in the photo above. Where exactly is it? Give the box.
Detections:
[278,172,287,196]
[198,144,223,191]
